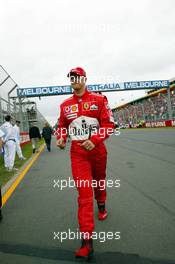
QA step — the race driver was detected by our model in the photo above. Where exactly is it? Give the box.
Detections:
[57,67,114,259]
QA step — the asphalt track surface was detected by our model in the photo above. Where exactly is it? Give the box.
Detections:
[0,128,175,264]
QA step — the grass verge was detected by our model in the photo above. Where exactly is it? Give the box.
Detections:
[0,139,44,187]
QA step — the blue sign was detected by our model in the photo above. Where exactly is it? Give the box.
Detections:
[124,80,169,89]
[17,80,170,97]
[17,85,72,97]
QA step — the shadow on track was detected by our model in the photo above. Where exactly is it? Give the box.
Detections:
[0,243,174,264]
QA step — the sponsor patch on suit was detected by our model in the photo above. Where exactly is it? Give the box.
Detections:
[64,104,78,114]
[66,113,78,119]
[90,104,98,110]
[82,102,98,111]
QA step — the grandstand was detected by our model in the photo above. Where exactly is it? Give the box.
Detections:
[112,78,175,128]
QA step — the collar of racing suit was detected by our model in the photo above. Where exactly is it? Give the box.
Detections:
[73,88,89,101]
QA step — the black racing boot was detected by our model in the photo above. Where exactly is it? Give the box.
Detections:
[75,238,94,260]
[97,203,108,221]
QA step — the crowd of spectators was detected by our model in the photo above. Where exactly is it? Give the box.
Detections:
[113,90,175,126]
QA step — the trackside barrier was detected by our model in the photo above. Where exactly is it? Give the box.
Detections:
[145,120,175,128]
[20,132,30,146]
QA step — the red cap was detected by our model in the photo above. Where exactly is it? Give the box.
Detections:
[67,67,86,77]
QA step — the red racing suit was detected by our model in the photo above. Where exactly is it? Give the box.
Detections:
[57,89,114,236]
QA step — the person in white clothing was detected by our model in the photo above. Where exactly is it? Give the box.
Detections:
[0,115,18,172]
[0,128,4,155]
[0,128,5,220]
[14,121,26,160]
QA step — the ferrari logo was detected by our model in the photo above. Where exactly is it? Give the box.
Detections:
[83,102,90,110]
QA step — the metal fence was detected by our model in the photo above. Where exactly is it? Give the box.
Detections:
[0,96,48,132]
[0,66,48,132]
[0,97,19,125]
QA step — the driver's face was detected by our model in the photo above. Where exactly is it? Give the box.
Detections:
[69,74,86,91]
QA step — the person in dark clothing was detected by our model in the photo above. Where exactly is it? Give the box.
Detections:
[29,124,41,153]
[42,122,53,152]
